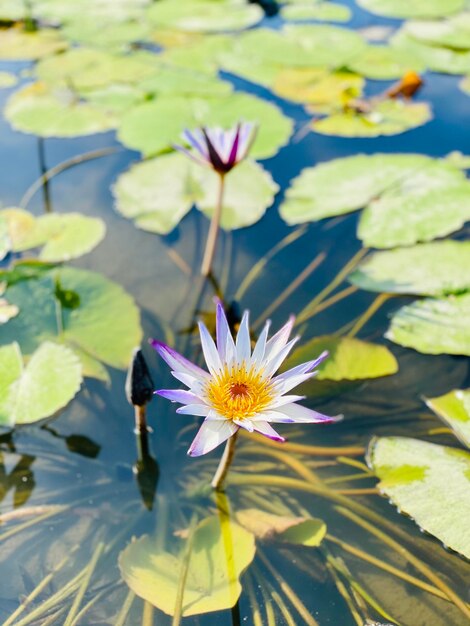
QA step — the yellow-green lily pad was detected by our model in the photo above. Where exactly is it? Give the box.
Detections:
[348,44,425,79]
[425,389,470,448]
[404,12,470,50]
[0,71,17,88]
[0,27,67,60]
[273,68,364,107]
[281,2,352,22]
[357,0,464,19]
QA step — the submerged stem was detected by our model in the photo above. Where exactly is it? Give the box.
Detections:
[201,173,225,276]
[211,431,239,491]
[346,293,392,338]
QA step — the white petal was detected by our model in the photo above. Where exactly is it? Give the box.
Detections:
[157,389,204,405]
[268,394,306,408]
[171,370,206,395]
[236,311,251,365]
[263,315,295,362]
[272,351,328,387]
[176,404,211,417]
[250,420,285,442]
[188,419,238,456]
[271,372,317,395]
[268,402,341,424]
[235,418,254,432]
[251,320,271,366]
[215,301,230,360]
[151,340,209,381]
[263,336,299,378]
[198,321,223,375]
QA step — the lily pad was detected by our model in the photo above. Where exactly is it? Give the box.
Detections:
[36,48,157,91]
[392,31,470,75]
[425,389,470,448]
[117,93,293,159]
[386,293,470,356]
[146,0,263,33]
[5,82,118,138]
[273,68,364,107]
[286,335,398,381]
[0,27,67,60]
[113,152,278,234]
[138,67,232,97]
[404,13,470,50]
[357,0,464,19]
[119,515,256,616]
[1,267,142,376]
[281,3,352,22]
[1,209,106,262]
[460,76,470,96]
[312,100,432,138]
[348,45,425,79]
[368,436,470,558]
[62,19,149,50]
[35,0,150,23]
[236,509,326,546]
[358,185,470,248]
[349,241,470,296]
[0,341,82,427]
[279,153,463,224]
[158,35,232,74]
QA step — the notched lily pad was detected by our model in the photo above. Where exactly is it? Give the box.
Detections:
[349,241,470,296]
[119,515,256,616]
[368,436,470,558]
[386,293,470,356]
[0,341,82,427]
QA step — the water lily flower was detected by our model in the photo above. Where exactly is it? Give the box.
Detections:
[176,122,257,175]
[151,303,340,457]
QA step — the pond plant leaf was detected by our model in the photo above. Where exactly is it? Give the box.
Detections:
[403,12,470,50]
[113,152,278,234]
[273,68,364,107]
[35,0,150,23]
[5,82,118,138]
[460,75,470,96]
[312,99,432,137]
[425,389,470,448]
[286,335,398,381]
[349,241,470,296]
[62,19,150,51]
[392,30,470,75]
[146,0,263,32]
[357,0,464,19]
[281,3,352,22]
[119,515,256,616]
[347,44,425,80]
[0,341,82,427]
[158,34,232,75]
[368,436,470,559]
[0,71,17,88]
[386,293,470,356]
[235,509,326,546]
[117,93,292,159]
[0,27,67,60]
[358,184,470,248]
[279,153,464,224]
[1,267,142,376]
[138,67,232,98]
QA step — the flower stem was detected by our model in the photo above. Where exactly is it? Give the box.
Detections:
[201,173,225,276]
[211,431,238,491]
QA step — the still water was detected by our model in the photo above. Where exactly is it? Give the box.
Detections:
[0,1,469,625]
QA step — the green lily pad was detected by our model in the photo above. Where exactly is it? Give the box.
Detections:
[286,335,398,381]
[117,93,293,159]
[312,100,432,137]
[158,34,231,75]
[425,389,470,448]
[0,341,82,427]
[0,0,27,20]
[146,0,263,33]
[404,12,470,50]
[357,0,464,19]
[35,0,150,23]
[358,185,470,248]
[444,151,470,169]
[386,293,470,356]
[0,27,67,60]
[113,152,278,234]
[0,71,17,88]
[281,3,352,22]
[36,48,157,91]
[138,66,232,97]
[119,515,256,616]
[273,68,364,107]
[348,45,425,79]
[235,509,326,546]
[1,267,142,376]
[62,19,149,51]
[368,436,470,558]
[279,153,463,224]
[349,241,470,296]
[78,84,144,116]
[1,209,106,262]
[282,24,366,66]
[392,31,470,75]
[5,82,118,138]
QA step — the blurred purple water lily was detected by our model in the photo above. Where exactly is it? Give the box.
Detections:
[176,122,257,175]
[151,303,340,457]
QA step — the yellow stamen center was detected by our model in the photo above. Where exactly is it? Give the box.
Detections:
[206,364,273,421]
